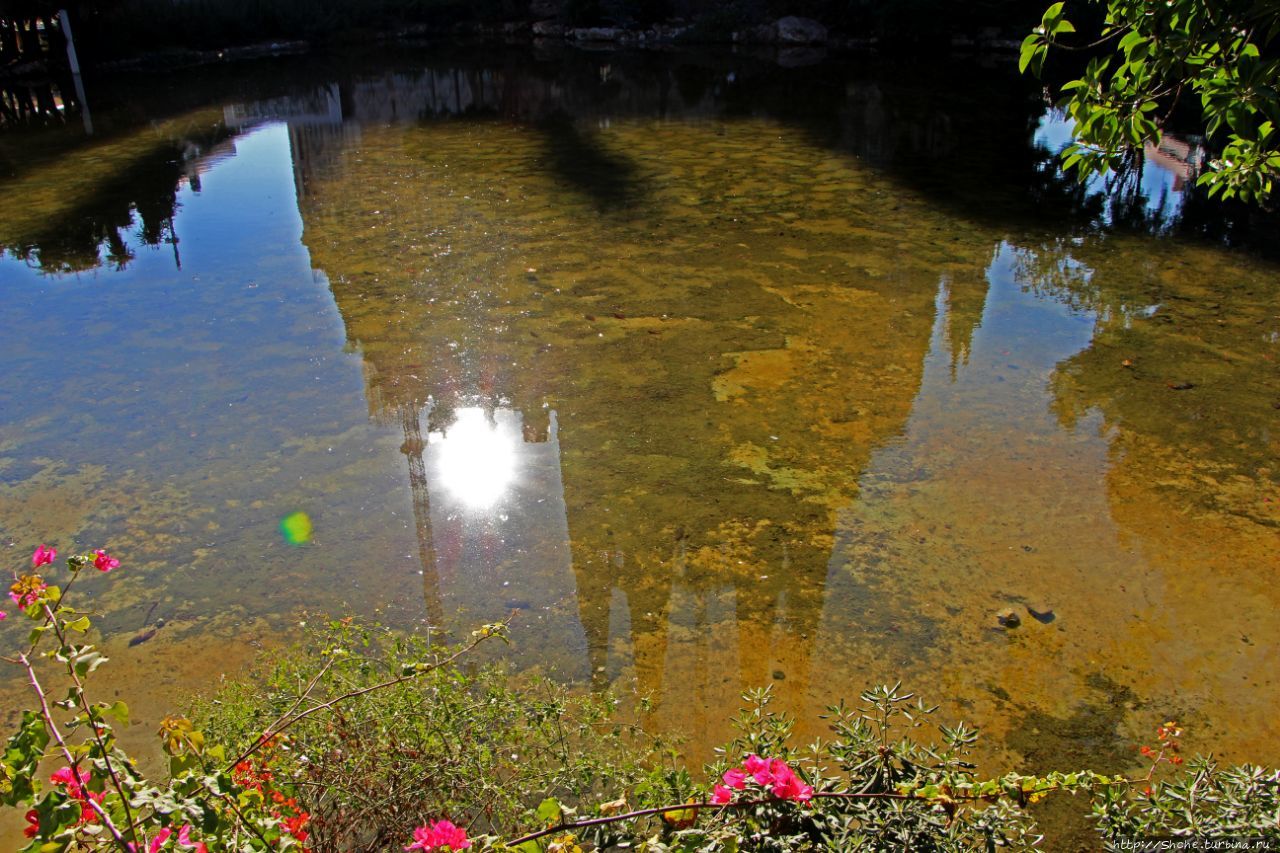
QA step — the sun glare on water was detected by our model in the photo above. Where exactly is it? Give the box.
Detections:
[432,407,519,509]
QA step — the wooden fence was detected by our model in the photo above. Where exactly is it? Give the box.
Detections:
[0,5,69,67]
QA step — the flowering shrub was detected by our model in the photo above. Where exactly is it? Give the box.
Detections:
[1,542,508,852]
[192,619,650,851]
[4,541,1277,851]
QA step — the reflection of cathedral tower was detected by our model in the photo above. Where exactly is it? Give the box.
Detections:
[276,54,965,747]
[399,403,444,629]
[943,267,992,379]
[392,400,592,679]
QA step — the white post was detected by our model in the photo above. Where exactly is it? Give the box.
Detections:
[57,9,80,74]
[57,9,92,135]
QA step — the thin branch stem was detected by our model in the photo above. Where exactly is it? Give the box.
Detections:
[17,652,132,852]
[504,778,1144,848]
[43,599,140,841]
[226,626,506,771]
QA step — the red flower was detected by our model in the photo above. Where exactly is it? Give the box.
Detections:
[768,760,813,802]
[23,810,39,839]
[743,754,774,786]
[92,549,120,573]
[283,812,311,841]
[32,544,56,567]
[405,820,470,851]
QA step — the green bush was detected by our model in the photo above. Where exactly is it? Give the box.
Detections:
[193,620,656,850]
[5,543,1278,851]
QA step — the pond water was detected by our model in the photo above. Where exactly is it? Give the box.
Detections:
[1,44,1278,810]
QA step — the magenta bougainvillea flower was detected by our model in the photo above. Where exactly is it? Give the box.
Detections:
[714,755,814,804]
[32,544,56,567]
[767,759,814,802]
[744,754,774,785]
[92,549,120,572]
[722,766,748,790]
[405,819,471,851]
[176,824,208,852]
[50,766,90,794]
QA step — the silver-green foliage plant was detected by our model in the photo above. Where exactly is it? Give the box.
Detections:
[1020,0,1280,202]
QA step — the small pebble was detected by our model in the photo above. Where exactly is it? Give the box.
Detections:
[997,609,1021,629]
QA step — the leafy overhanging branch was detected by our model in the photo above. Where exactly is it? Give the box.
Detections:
[1021,0,1280,203]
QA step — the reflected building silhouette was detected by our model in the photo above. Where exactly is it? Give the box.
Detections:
[0,113,240,273]
[246,55,981,739]
[394,398,591,678]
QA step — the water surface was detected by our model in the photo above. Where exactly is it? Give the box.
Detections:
[1,47,1277,801]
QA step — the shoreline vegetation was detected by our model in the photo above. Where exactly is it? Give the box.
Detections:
[0,0,1041,77]
[4,545,1280,850]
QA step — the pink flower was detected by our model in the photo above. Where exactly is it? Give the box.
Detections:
[405,819,471,851]
[0,611,7,620]
[92,549,120,572]
[767,760,813,802]
[147,828,172,853]
[722,767,748,790]
[711,784,734,805]
[32,544,56,567]
[50,766,90,797]
[744,754,774,786]
[176,824,206,852]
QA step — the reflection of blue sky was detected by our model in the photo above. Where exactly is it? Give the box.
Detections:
[0,124,420,631]
[0,124,364,468]
[814,241,1118,708]
[1033,108,1201,228]
[0,120,591,675]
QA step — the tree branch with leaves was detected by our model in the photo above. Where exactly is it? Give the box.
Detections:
[1021,0,1280,202]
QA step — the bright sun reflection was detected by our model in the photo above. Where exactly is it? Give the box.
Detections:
[432,408,519,509]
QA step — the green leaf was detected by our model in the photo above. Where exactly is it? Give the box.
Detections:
[537,796,563,827]
[73,650,109,677]
[100,701,130,726]
[1019,33,1046,74]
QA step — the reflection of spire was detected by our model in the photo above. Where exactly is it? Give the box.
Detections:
[571,529,674,700]
[942,270,991,379]
[400,402,444,628]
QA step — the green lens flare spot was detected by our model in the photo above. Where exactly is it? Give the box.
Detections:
[280,511,313,545]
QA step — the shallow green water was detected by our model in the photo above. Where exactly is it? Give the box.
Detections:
[1,45,1277,800]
